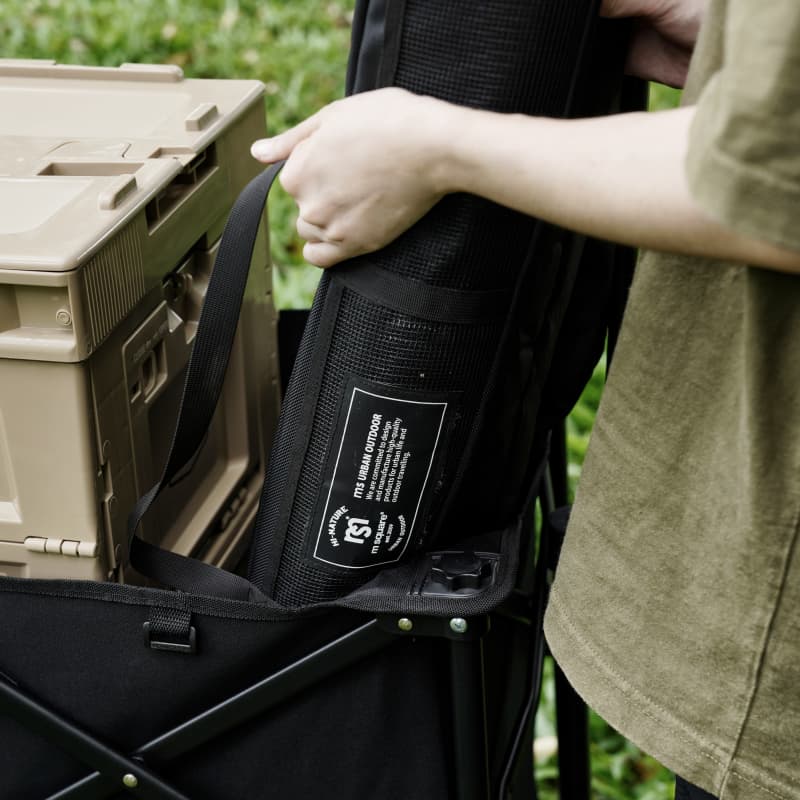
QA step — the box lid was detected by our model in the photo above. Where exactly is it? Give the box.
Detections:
[0,60,264,272]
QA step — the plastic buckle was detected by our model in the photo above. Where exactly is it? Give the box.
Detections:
[142,622,197,654]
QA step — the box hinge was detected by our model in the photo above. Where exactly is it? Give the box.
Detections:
[24,537,98,558]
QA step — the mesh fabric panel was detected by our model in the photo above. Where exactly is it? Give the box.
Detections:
[353,0,592,290]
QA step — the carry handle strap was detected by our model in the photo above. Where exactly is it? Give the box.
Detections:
[127,162,284,602]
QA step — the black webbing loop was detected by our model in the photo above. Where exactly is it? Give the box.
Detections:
[144,605,197,654]
[334,261,510,323]
[127,162,284,601]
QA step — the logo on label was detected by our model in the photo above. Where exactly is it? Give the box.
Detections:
[343,517,372,545]
[321,504,408,566]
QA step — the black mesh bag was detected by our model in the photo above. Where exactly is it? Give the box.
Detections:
[248,0,626,604]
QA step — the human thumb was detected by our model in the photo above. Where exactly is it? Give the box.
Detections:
[251,112,321,162]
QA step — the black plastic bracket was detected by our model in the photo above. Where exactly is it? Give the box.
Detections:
[376,548,497,641]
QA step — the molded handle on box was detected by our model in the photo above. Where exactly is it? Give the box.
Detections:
[185,103,219,132]
[98,175,137,211]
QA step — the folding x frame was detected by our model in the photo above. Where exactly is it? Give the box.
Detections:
[0,444,591,800]
[1,311,606,800]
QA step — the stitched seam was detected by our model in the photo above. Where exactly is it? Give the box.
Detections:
[703,139,800,197]
[727,767,794,800]
[731,763,800,791]
[718,508,800,797]
[0,584,294,621]
[548,591,728,762]
[549,594,796,800]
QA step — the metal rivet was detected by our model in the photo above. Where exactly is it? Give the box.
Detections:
[397,617,413,632]
[450,618,468,634]
[122,773,139,788]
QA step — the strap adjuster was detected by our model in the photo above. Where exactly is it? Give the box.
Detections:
[142,621,197,654]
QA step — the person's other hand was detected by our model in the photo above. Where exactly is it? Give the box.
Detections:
[601,0,709,88]
[250,88,451,268]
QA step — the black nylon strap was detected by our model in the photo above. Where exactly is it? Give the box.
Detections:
[148,605,192,639]
[334,260,510,323]
[127,162,284,601]
[378,0,405,87]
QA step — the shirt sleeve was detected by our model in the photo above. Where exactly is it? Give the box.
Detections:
[685,0,800,253]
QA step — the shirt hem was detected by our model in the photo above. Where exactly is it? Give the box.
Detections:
[543,590,799,800]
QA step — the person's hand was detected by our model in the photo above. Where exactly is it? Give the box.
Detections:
[251,88,452,268]
[601,0,709,88]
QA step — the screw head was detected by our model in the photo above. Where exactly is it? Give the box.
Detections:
[122,773,139,789]
[397,617,413,632]
[450,617,468,634]
[55,309,72,327]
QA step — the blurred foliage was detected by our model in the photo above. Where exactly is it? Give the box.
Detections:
[3,3,682,796]
[650,82,683,111]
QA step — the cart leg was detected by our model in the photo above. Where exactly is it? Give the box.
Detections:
[555,662,590,800]
[548,422,591,800]
[449,638,490,800]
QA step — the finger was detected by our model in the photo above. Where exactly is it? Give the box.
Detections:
[250,112,322,163]
[296,216,328,243]
[599,0,649,19]
[278,138,313,196]
[625,25,691,87]
[303,241,347,269]
[599,0,623,17]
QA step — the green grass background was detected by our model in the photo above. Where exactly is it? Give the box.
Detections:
[1,2,681,796]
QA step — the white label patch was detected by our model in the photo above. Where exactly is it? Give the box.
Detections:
[311,384,448,570]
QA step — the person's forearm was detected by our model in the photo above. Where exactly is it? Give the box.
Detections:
[437,105,800,273]
[250,88,800,272]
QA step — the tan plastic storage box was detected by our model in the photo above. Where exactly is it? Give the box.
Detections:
[0,59,280,582]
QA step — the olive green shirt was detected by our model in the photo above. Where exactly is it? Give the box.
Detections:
[543,3,800,798]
